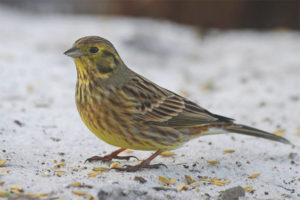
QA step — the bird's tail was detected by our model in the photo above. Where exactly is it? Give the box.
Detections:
[225,124,291,144]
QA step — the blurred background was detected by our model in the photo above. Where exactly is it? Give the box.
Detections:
[2,0,300,30]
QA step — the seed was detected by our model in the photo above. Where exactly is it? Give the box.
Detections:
[124,149,133,154]
[190,182,201,188]
[72,190,86,196]
[207,160,219,165]
[169,178,176,185]
[11,184,23,191]
[38,193,49,197]
[54,163,66,168]
[26,193,39,197]
[0,160,6,167]
[177,184,188,191]
[93,167,109,171]
[273,129,285,137]
[11,189,21,194]
[248,173,260,179]
[0,190,7,197]
[211,179,230,186]
[158,176,170,185]
[54,170,66,176]
[87,194,95,200]
[160,152,175,157]
[71,182,81,187]
[223,149,235,154]
[0,181,4,186]
[198,176,211,182]
[88,171,100,178]
[110,162,119,168]
[243,187,254,192]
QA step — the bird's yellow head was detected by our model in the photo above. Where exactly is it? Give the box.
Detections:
[64,36,123,80]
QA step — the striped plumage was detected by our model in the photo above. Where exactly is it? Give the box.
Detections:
[65,36,290,171]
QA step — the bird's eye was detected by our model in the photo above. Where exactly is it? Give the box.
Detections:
[89,47,99,53]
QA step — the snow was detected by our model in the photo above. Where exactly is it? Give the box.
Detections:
[0,6,299,200]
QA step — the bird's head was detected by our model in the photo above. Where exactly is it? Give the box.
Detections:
[64,36,123,80]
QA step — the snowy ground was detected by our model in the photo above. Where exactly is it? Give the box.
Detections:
[0,6,300,200]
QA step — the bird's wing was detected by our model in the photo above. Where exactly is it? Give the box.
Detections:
[121,74,234,128]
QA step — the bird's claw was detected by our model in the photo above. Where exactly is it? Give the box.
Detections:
[114,155,139,161]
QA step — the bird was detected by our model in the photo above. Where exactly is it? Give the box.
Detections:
[64,36,291,172]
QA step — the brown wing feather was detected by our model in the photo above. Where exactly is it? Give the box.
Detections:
[122,74,233,127]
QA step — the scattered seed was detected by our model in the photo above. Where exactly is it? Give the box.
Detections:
[198,176,211,183]
[169,178,176,185]
[160,152,175,157]
[54,170,66,176]
[0,182,4,185]
[207,160,219,165]
[243,187,255,192]
[11,184,23,192]
[71,182,81,187]
[248,173,260,179]
[26,193,40,198]
[54,163,66,168]
[195,188,200,192]
[184,175,196,185]
[177,184,188,191]
[27,193,48,198]
[0,190,7,197]
[72,190,86,196]
[93,167,109,171]
[211,179,230,186]
[38,193,49,197]
[87,194,95,200]
[273,129,285,137]
[223,149,235,154]
[158,176,170,185]
[124,149,133,154]
[298,178,300,181]
[0,160,6,167]
[110,162,119,168]
[88,171,100,178]
[190,182,201,188]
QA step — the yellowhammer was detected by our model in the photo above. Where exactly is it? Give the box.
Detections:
[64,36,290,172]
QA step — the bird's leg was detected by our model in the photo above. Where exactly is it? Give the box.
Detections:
[112,151,167,172]
[85,148,139,163]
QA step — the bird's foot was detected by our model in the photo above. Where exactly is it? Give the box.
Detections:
[112,162,167,172]
[85,155,139,163]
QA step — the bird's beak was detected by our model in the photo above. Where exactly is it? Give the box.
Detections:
[64,46,83,58]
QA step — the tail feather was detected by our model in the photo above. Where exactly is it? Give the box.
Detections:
[225,124,291,144]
